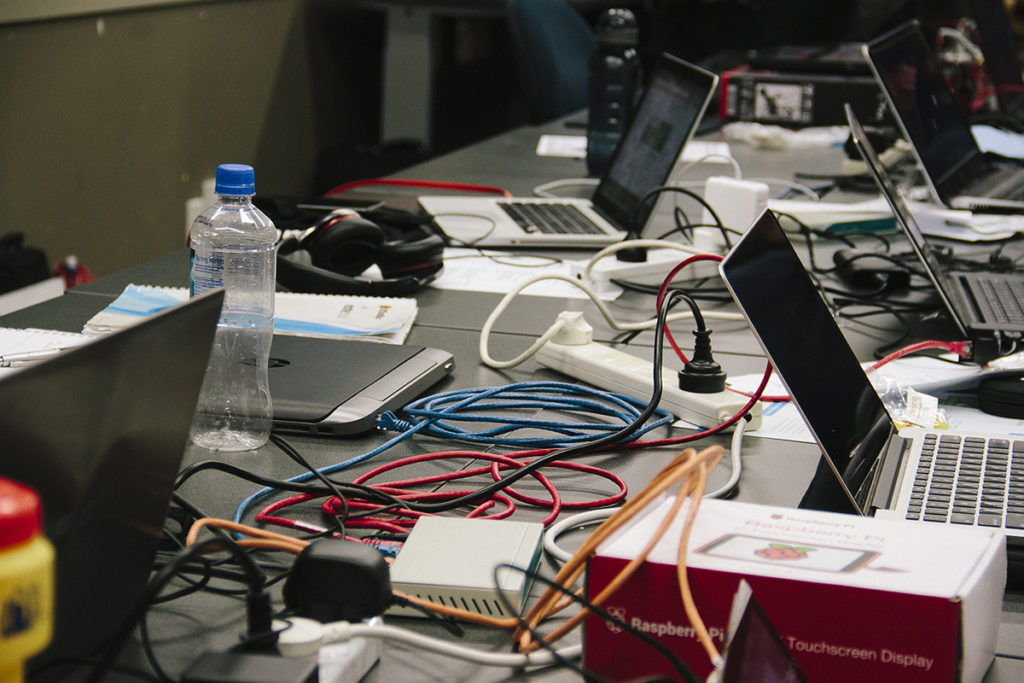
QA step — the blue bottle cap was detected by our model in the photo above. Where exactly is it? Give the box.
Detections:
[215,163,256,195]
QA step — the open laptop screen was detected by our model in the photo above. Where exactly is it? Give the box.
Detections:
[592,53,717,232]
[845,104,972,339]
[865,21,979,188]
[720,211,894,513]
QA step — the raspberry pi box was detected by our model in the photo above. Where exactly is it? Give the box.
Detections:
[584,498,1005,682]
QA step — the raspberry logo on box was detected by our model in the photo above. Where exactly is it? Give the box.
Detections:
[755,543,813,561]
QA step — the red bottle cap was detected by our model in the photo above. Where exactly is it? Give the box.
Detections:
[0,478,42,549]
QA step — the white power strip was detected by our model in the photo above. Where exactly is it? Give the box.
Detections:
[536,339,761,430]
[567,249,701,296]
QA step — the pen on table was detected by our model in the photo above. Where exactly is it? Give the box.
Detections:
[0,347,71,367]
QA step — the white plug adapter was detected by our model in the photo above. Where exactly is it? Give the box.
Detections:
[698,176,770,253]
[535,338,761,430]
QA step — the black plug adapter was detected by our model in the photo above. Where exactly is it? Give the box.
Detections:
[282,539,392,623]
[832,248,910,292]
[678,329,727,393]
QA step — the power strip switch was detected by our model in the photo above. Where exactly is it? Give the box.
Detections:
[535,338,762,430]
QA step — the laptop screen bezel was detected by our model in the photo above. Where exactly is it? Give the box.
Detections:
[719,211,902,515]
[590,52,718,232]
[863,20,982,206]
[844,103,972,339]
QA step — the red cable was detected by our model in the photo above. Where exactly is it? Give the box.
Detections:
[253,358,775,535]
[654,253,725,364]
[354,450,626,509]
[352,451,564,525]
[323,177,513,199]
[869,339,972,371]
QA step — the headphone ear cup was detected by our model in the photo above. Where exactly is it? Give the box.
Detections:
[306,216,385,276]
[375,230,445,280]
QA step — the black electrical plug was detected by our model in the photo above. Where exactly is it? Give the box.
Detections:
[678,328,726,393]
[282,539,392,623]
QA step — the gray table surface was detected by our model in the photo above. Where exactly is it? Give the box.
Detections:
[9,116,1024,681]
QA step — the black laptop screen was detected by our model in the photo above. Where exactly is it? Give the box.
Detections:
[720,212,893,512]
[592,53,716,232]
[866,22,979,186]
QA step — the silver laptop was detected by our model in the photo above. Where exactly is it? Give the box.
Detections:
[720,210,1024,541]
[846,103,1024,354]
[270,335,453,436]
[864,20,1024,211]
[418,53,718,247]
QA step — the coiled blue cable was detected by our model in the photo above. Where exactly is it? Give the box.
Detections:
[232,381,673,525]
[384,381,673,447]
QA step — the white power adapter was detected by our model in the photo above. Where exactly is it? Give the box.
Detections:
[697,176,770,253]
[535,313,761,430]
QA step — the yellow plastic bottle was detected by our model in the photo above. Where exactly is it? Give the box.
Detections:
[0,478,54,683]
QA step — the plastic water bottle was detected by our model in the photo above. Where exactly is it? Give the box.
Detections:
[586,8,643,177]
[189,163,276,451]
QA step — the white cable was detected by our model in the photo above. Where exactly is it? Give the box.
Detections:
[581,239,710,283]
[543,508,615,564]
[542,414,748,563]
[706,413,748,500]
[533,177,599,198]
[671,153,742,180]
[937,26,984,65]
[743,176,821,201]
[479,310,570,369]
[478,272,744,369]
[277,617,582,667]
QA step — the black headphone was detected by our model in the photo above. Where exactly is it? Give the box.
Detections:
[275,211,444,297]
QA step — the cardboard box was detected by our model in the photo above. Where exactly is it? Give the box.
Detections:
[585,498,1005,682]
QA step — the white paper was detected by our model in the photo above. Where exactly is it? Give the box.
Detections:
[83,285,418,344]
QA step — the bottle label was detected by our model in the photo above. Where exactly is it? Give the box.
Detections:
[190,247,225,297]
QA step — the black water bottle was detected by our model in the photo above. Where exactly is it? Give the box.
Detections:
[586,8,642,177]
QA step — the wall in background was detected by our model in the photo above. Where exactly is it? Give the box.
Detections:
[0,0,323,276]
[0,0,531,278]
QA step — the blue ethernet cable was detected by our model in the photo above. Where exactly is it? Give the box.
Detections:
[231,381,673,525]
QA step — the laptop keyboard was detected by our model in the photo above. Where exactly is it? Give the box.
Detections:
[973,277,1024,324]
[906,433,1024,528]
[965,163,1024,201]
[497,201,607,235]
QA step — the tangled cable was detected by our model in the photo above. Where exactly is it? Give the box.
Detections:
[381,381,672,447]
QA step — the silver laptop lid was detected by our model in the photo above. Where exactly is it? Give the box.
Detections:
[591,52,719,232]
[863,20,981,205]
[845,103,972,339]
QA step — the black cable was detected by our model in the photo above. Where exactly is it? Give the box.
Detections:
[653,221,743,243]
[175,460,412,511]
[492,563,700,683]
[630,186,731,249]
[612,278,734,304]
[85,537,274,683]
[272,432,349,536]
[388,593,466,638]
[385,290,686,515]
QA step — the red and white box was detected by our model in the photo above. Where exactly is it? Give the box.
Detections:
[585,498,1005,682]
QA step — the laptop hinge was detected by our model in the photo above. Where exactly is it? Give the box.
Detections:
[866,432,910,513]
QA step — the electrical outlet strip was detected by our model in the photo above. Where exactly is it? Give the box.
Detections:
[536,339,762,430]
[567,249,701,296]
